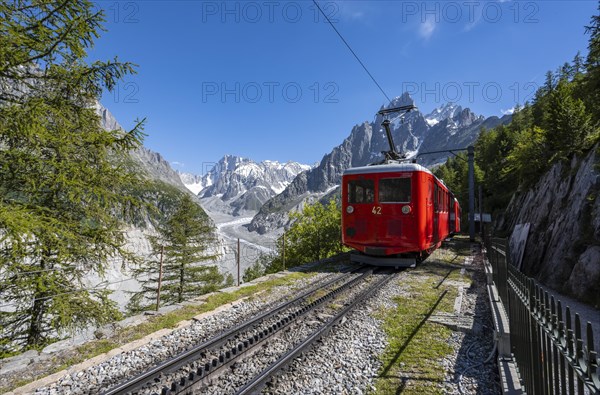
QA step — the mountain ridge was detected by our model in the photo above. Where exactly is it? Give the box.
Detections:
[96,104,192,194]
[178,155,311,216]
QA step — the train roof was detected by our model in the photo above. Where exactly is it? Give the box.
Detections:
[342,162,433,176]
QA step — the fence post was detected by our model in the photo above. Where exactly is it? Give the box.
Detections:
[566,307,575,394]
[531,279,543,394]
[501,246,508,308]
[479,185,484,239]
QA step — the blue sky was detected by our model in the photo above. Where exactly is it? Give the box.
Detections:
[89,0,598,174]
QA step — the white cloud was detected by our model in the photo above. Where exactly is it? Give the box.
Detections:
[463,9,484,32]
[501,107,515,115]
[335,1,369,23]
[171,161,185,168]
[347,11,365,20]
[419,15,436,39]
[463,18,481,32]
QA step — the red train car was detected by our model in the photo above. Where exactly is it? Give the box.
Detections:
[450,197,461,235]
[341,163,460,267]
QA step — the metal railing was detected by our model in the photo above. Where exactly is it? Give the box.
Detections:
[484,235,600,394]
[487,237,509,308]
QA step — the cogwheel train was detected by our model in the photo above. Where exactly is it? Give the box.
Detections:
[341,105,461,267]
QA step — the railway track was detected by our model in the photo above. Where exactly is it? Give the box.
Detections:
[102,269,396,395]
[235,270,396,395]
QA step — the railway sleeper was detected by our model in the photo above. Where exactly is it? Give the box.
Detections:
[234,271,397,395]
[159,271,375,395]
[118,271,373,395]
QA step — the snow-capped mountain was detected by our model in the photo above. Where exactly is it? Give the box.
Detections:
[424,102,463,127]
[176,171,205,195]
[179,156,311,215]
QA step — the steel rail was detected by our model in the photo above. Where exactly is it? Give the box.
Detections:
[235,271,397,395]
[163,269,374,394]
[102,270,359,395]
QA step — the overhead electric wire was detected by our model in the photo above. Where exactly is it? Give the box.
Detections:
[0,245,267,309]
[0,277,138,309]
[0,267,74,276]
[311,0,392,104]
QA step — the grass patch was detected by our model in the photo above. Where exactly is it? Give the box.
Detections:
[372,253,472,394]
[54,339,119,372]
[306,288,328,304]
[2,271,312,393]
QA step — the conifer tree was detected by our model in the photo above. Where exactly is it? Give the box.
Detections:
[128,195,222,312]
[573,51,585,75]
[583,3,600,124]
[0,0,145,352]
[545,80,592,158]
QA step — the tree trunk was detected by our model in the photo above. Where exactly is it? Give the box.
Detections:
[178,263,184,303]
[26,296,46,347]
[26,261,48,347]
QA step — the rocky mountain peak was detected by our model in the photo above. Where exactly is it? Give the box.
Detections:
[219,155,249,171]
[453,107,483,127]
[386,92,415,108]
[425,102,462,126]
[179,156,311,216]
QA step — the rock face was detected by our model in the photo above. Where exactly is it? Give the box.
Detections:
[498,145,600,307]
[129,147,190,191]
[248,93,511,234]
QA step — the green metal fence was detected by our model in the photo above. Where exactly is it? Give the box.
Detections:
[485,236,600,394]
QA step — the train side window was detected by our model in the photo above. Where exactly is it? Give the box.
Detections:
[429,181,433,205]
[348,180,374,203]
[440,190,443,212]
[379,178,411,203]
[442,190,448,212]
[441,191,444,211]
[441,189,444,211]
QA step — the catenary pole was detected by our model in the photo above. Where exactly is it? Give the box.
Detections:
[468,146,475,242]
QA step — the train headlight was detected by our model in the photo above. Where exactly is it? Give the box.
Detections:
[402,205,411,214]
[346,205,354,214]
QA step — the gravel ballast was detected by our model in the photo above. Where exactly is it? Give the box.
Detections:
[11,272,335,395]
[4,244,498,395]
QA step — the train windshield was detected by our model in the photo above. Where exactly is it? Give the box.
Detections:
[347,179,375,203]
[379,178,411,203]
